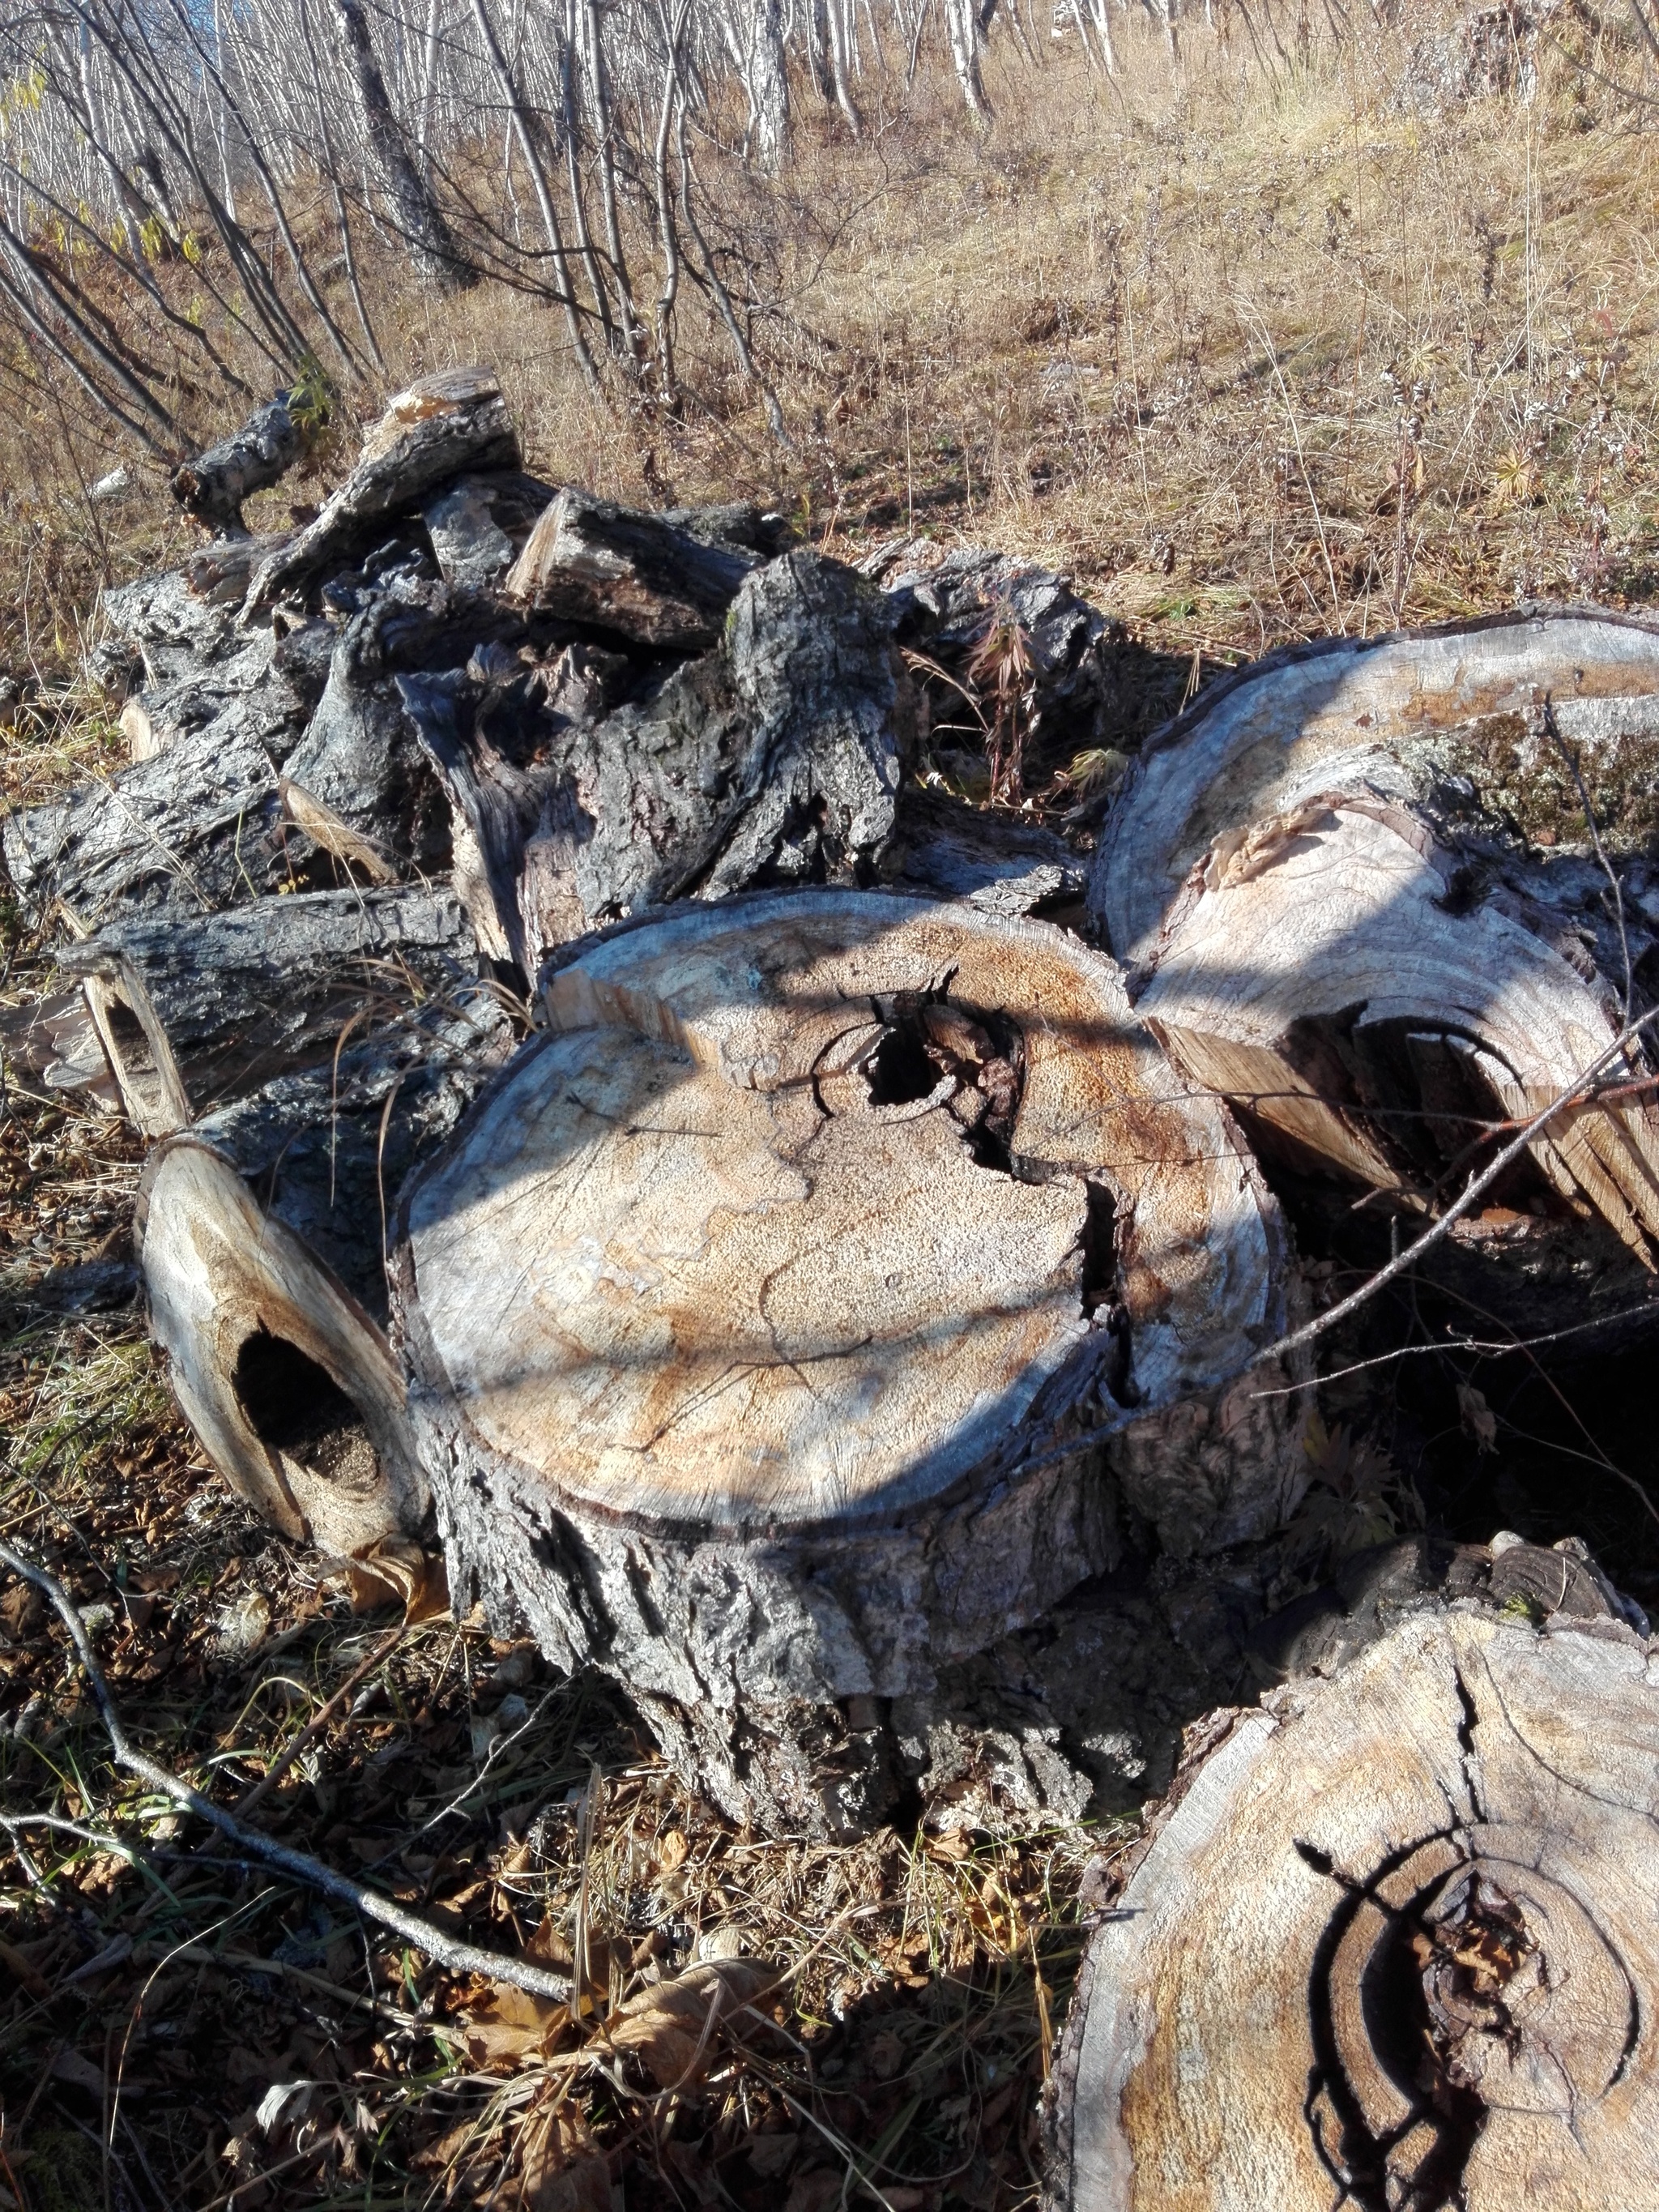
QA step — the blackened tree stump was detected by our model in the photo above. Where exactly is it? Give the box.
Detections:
[391,889,1306,1833]
[1047,1603,1659,2212]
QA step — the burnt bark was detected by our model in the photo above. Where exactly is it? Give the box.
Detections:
[505,487,787,647]
[56,885,476,1134]
[245,369,518,614]
[169,392,304,536]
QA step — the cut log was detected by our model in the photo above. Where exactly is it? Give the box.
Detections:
[878,784,1085,917]
[504,488,782,647]
[169,392,303,536]
[138,995,512,1554]
[1089,609,1659,1263]
[55,886,476,1136]
[2,716,290,932]
[1047,1597,1659,2212]
[245,368,519,615]
[400,546,906,976]
[422,468,556,591]
[391,888,1306,1834]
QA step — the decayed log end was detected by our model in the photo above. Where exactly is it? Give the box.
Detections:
[1047,1607,1659,2212]
[137,1141,426,1554]
[392,889,1306,1831]
[1090,610,1659,1263]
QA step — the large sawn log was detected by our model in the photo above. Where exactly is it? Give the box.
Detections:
[1046,1578,1659,2212]
[1090,608,1659,1263]
[391,888,1307,1834]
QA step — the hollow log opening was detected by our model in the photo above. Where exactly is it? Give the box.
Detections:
[232,1326,380,1495]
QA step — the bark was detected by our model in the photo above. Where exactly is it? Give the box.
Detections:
[169,391,303,536]
[2,714,292,932]
[93,556,322,764]
[504,488,787,647]
[55,885,476,1136]
[245,368,520,614]
[1047,1589,1659,2212]
[745,0,791,169]
[391,889,1306,1834]
[399,545,905,978]
[882,543,1132,758]
[422,469,557,592]
[1090,609,1659,1266]
[877,784,1085,917]
[137,996,513,1556]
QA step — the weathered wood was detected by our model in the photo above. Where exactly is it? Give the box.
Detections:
[401,546,905,977]
[55,886,476,1136]
[169,393,303,536]
[245,369,519,614]
[1047,1596,1659,2212]
[137,996,512,1555]
[392,889,1305,1834]
[1090,609,1659,1263]
[2,716,290,931]
[878,785,1085,916]
[504,488,783,647]
[421,469,556,591]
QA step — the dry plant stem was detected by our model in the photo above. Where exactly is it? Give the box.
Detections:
[225,1619,407,1820]
[1252,999,1659,1376]
[0,1537,574,2004]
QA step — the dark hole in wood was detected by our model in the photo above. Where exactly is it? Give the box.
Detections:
[864,1022,938,1108]
[101,996,162,1106]
[233,1326,378,1492]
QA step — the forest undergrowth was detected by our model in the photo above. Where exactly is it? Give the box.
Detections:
[5,11,1659,2207]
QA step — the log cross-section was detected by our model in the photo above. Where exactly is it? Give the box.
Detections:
[1047,1607,1659,2212]
[391,889,1305,1833]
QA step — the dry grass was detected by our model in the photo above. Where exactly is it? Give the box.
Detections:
[6,9,1659,2205]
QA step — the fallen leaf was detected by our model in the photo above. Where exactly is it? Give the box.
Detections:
[521,2105,611,2212]
[783,2169,842,2212]
[458,1981,569,2068]
[606,1957,774,2089]
[50,2046,105,2095]
[1457,1383,1498,1454]
[0,1582,44,1641]
[747,2131,800,2179]
[655,1828,689,1876]
[343,1539,448,1621]
[0,1938,51,2000]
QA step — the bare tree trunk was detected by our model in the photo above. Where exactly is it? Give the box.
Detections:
[945,0,993,116]
[746,0,791,169]
[333,0,474,289]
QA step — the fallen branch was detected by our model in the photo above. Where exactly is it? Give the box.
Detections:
[0,1536,573,2005]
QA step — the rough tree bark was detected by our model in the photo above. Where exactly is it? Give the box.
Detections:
[245,369,519,613]
[391,889,1305,1834]
[168,391,303,536]
[1047,1593,1659,2212]
[400,544,907,976]
[138,996,512,1556]
[504,487,785,647]
[1090,609,1659,1264]
[332,0,474,290]
[54,886,476,1135]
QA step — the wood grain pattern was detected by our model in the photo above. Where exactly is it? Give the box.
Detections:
[1051,1608,1659,2212]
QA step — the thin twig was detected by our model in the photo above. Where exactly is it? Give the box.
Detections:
[1248,996,1659,1373]
[0,1536,573,2004]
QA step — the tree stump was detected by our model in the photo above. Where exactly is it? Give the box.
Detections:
[138,999,511,1554]
[391,889,1306,1833]
[1090,609,1659,1261]
[1047,1601,1659,2212]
